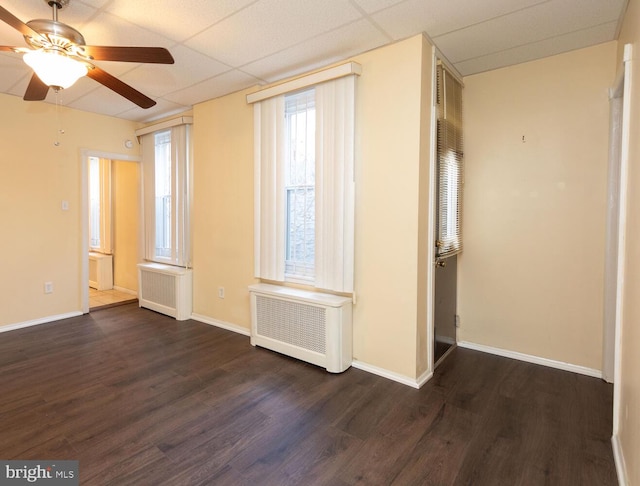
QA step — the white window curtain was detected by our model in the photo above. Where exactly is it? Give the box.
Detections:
[88,156,112,254]
[141,123,192,267]
[315,76,355,292]
[254,95,286,282]
[253,72,356,293]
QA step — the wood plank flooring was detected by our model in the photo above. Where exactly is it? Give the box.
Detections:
[0,304,616,485]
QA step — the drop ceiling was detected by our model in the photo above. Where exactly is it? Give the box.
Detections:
[0,0,628,122]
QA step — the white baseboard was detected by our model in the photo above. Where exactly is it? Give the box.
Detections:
[0,311,84,334]
[457,341,602,379]
[113,286,137,296]
[612,434,629,486]
[190,313,250,336]
[352,360,433,389]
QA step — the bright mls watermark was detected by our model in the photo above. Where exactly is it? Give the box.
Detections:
[0,461,78,486]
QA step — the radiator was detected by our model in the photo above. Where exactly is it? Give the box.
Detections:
[89,252,113,291]
[249,283,353,373]
[138,263,192,320]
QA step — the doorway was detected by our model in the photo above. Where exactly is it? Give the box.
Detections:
[432,61,463,367]
[81,150,141,313]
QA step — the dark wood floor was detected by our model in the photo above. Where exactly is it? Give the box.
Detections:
[0,304,616,485]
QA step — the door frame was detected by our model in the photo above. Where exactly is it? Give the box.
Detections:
[610,43,633,439]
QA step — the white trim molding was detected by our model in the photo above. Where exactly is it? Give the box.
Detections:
[135,116,193,137]
[457,341,602,379]
[612,434,629,486]
[246,62,361,104]
[0,311,84,334]
[352,360,433,389]
[190,314,251,336]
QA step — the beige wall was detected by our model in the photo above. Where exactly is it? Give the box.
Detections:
[352,35,433,379]
[191,35,435,380]
[192,89,256,329]
[0,93,139,328]
[616,0,640,481]
[112,159,140,292]
[459,42,617,370]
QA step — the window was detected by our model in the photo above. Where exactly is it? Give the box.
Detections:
[88,156,112,254]
[252,64,358,292]
[285,89,316,280]
[436,64,463,259]
[140,122,192,267]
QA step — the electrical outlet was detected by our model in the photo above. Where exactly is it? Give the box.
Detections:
[44,282,54,294]
[455,314,460,328]
[218,287,225,299]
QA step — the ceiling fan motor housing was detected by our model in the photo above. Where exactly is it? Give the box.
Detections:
[25,19,86,51]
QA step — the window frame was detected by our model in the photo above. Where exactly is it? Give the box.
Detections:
[140,122,192,268]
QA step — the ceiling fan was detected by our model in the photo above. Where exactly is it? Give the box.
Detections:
[0,0,174,109]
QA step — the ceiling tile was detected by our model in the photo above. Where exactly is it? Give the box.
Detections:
[116,46,232,98]
[103,0,258,43]
[164,69,261,106]
[454,21,619,76]
[242,19,389,82]
[420,0,549,38]
[77,0,113,8]
[433,0,625,64]
[0,53,27,91]
[115,99,191,123]
[66,83,150,116]
[79,11,175,49]
[185,0,362,66]
[350,0,407,15]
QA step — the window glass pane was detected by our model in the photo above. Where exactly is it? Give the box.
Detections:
[155,130,172,258]
[88,156,100,249]
[285,89,315,279]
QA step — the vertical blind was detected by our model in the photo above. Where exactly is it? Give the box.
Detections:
[436,64,464,259]
[253,74,356,293]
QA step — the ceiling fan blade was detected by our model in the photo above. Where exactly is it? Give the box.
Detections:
[0,46,19,52]
[86,66,156,109]
[24,73,49,101]
[82,46,174,64]
[0,6,45,40]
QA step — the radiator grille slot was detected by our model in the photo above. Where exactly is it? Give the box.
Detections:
[140,270,176,308]
[255,295,326,354]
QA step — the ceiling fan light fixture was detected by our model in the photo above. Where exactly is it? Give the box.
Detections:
[23,49,87,90]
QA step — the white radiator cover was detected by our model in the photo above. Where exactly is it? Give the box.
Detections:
[249,283,353,373]
[138,263,192,320]
[89,252,113,291]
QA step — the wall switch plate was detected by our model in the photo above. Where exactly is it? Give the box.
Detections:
[44,282,54,294]
[218,287,225,299]
[455,314,461,328]
[61,200,69,211]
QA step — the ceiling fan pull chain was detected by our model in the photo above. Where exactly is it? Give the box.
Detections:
[54,89,64,146]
